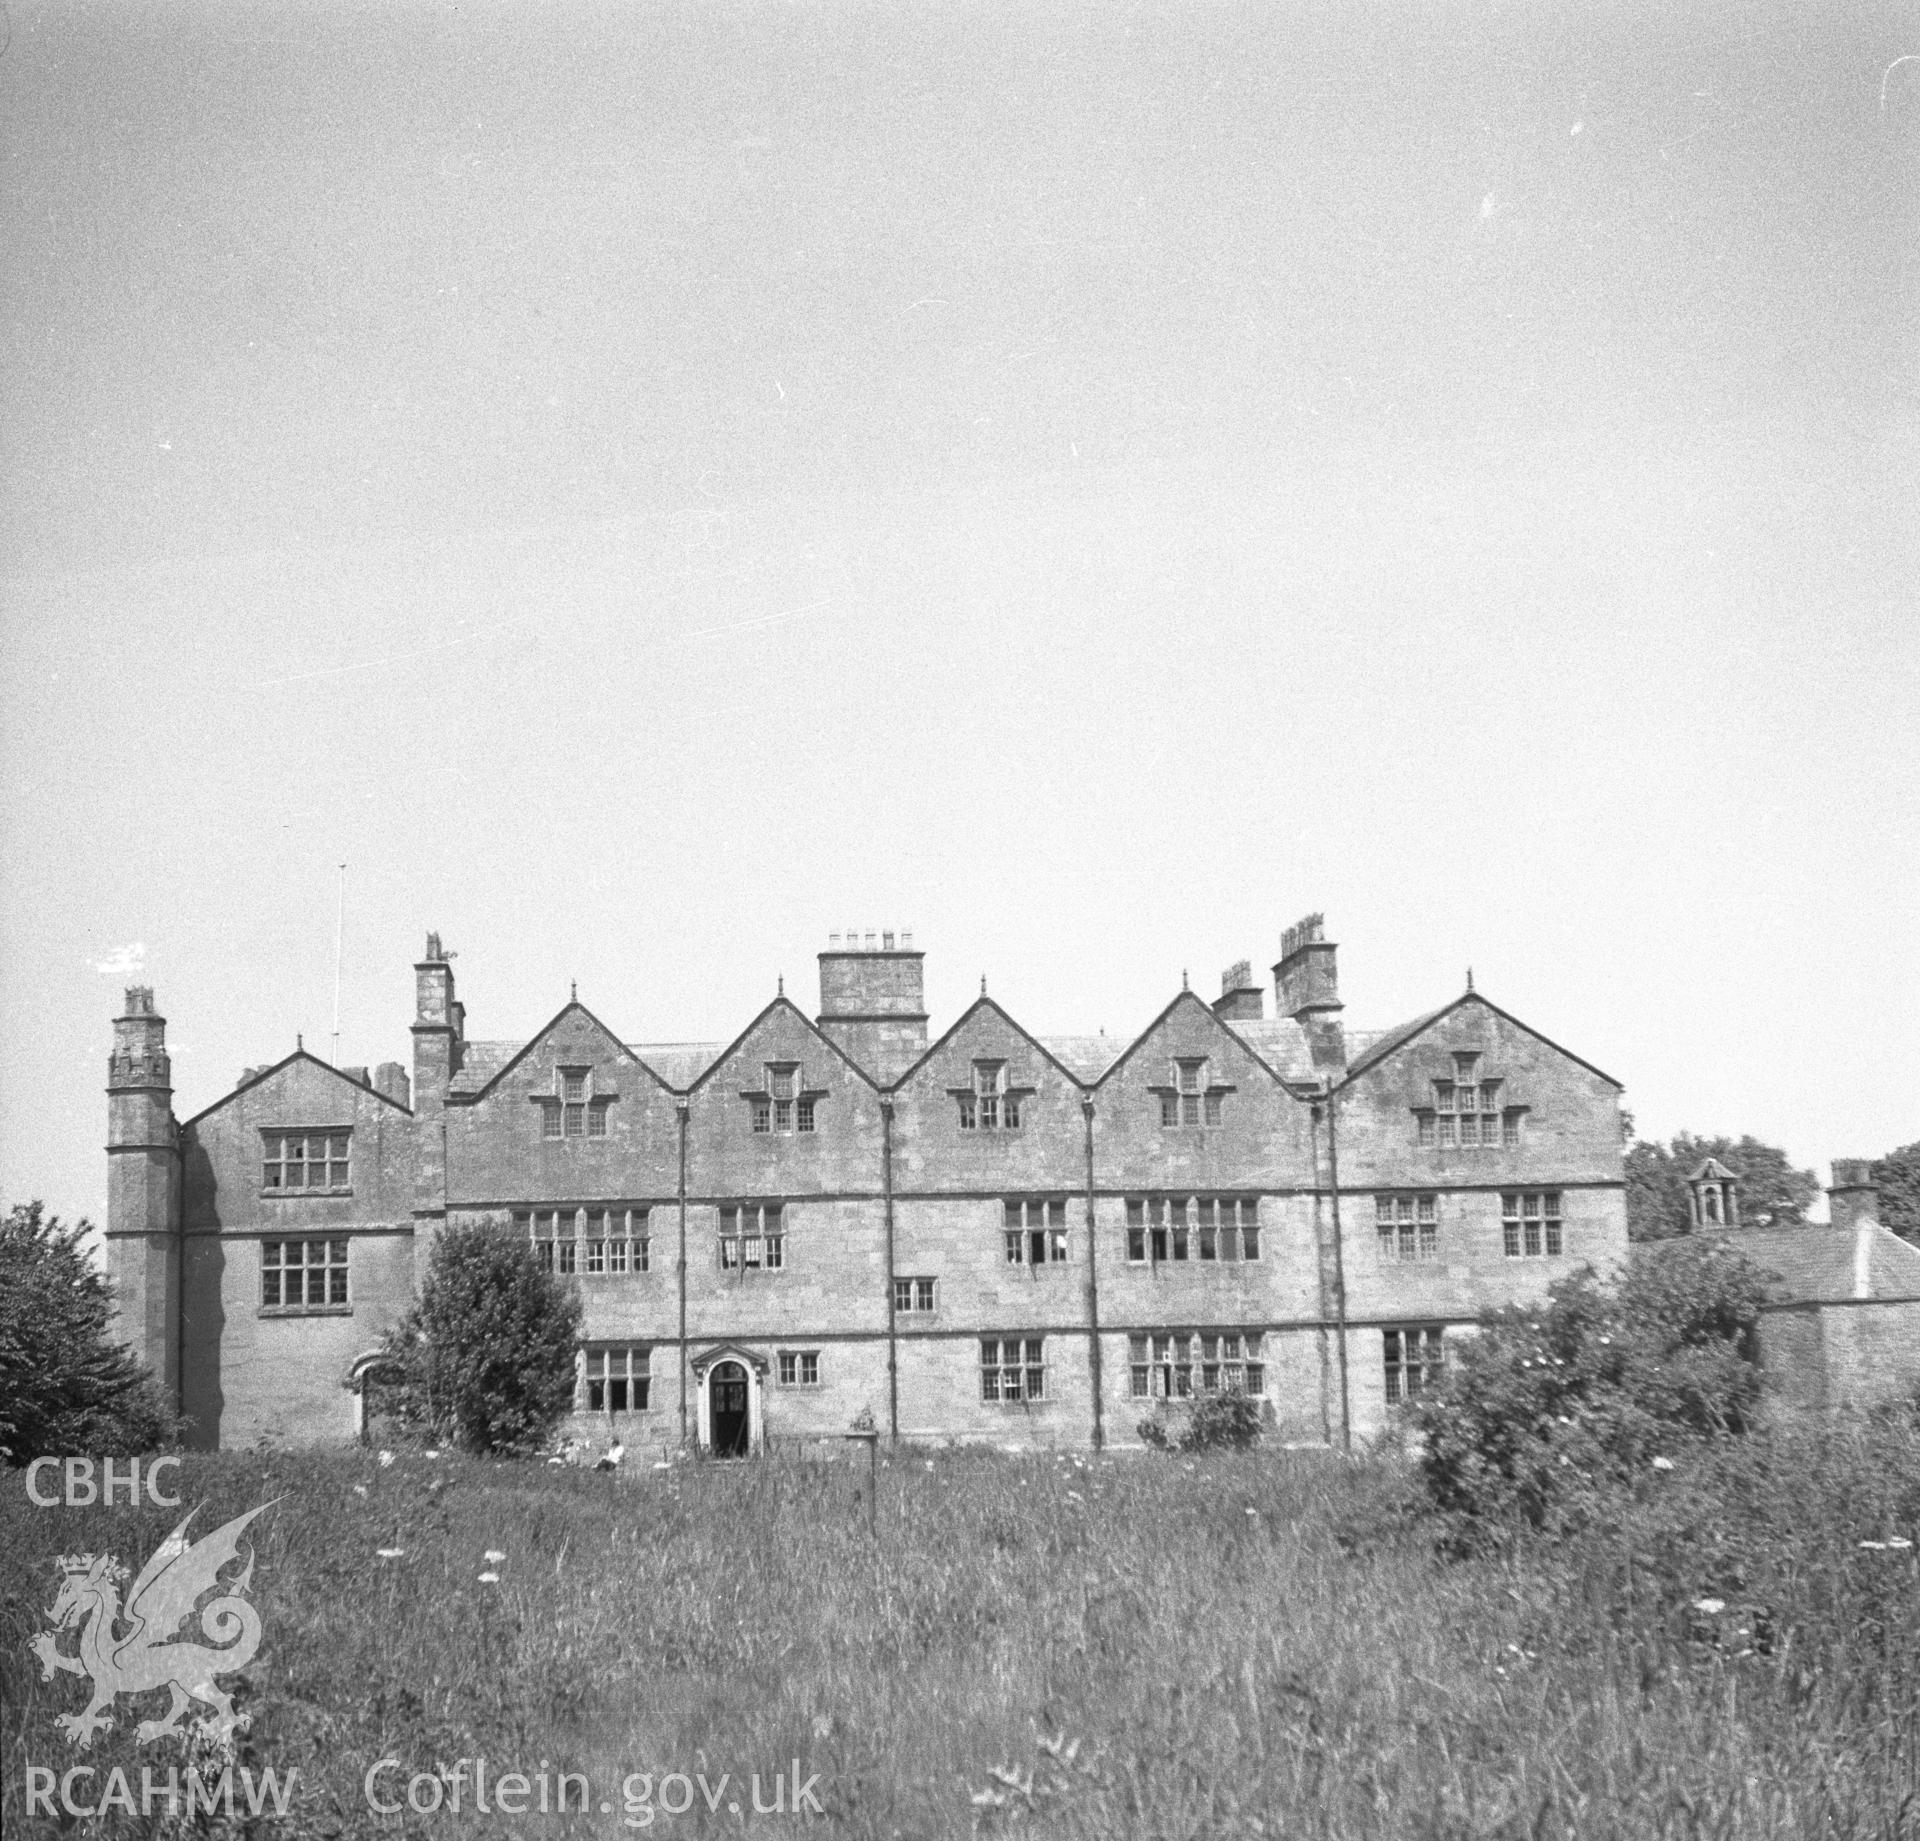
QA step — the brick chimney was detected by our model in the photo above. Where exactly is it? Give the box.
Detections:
[1828,1159,1879,1233]
[1215,960,1264,1021]
[817,929,927,1082]
[1274,913,1345,1075]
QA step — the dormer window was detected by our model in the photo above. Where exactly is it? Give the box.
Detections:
[960,1061,1022,1130]
[539,1067,610,1140]
[1413,1058,1524,1149]
[1154,1059,1226,1128]
[747,1063,819,1134]
[953,1060,1032,1131]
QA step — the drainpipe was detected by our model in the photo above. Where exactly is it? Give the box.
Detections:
[882,1096,899,1443]
[676,1099,689,1449]
[1082,1096,1104,1451]
[1324,1078,1352,1455]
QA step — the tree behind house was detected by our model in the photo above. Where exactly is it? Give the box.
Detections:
[1624,1133,1820,1241]
[1872,1142,1920,1245]
[0,1201,181,1462]
[380,1221,583,1456]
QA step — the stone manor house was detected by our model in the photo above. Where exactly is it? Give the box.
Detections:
[106,917,1630,1454]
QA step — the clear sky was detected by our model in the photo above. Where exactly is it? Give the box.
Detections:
[2,0,1915,1226]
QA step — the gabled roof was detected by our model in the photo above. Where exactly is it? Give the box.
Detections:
[1688,1157,1740,1183]
[182,1048,412,1129]
[1090,988,1293,1091]
[627,1041,726,1090]
[448,999,674,1105]
[1715,1222,1920,1306]
[1036,1036,1127,1084]
[686,994,880,1095]
[1217,1015,1319,1084]
[1338,991,1623,1090]
[891,995,1094,1092]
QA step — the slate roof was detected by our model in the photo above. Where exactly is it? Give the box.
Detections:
[1342,1008,1452,1078]
[1036,1036,1126,1084]
[1714,1223,1920,1306]
[628,1043,726,1089]
[1217,1017,1320,1083]
[445,1042,520,1097]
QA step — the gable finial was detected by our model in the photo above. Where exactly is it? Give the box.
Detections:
[1466,966,1475,993]
[571,979,578,1003]
[981,975,987,997]
[296,1033,303,1052]
[1182,968,1190,992]
[778,974,785,997]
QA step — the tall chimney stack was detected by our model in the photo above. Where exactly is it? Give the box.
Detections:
[1215,960,1264,1021]
[1828,1159,1879,1233]
[411,932,464,1113]
[1274,913,1346,1075]
[817,928,928,1082]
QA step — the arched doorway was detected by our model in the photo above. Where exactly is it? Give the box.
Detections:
[710,1361,751,1457]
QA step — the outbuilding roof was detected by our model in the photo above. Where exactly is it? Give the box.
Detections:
[1715,1222,1920,1306]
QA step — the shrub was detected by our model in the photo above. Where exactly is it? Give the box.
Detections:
[1414,1237,1767,1534]
[0,1201,181,1462]
[1137,1388,1264,1454]
[378,1221,583,1456]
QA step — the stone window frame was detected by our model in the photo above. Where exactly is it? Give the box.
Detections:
[1413,1053,1527,1149]
[776,1349,822,1387]
[742,1062,825,1136]
[1003,1197,1070,1267]
[1128,1329,1267,1400]
[1501,1191,1563,1258]
[260,1128,351,1196]
[534,1066,617,1141]
[980,1336,1047,1403]
[1125,1195,1261,1264]
[1374,1193,1439,1263]
[719,1201,787,1272]
[581,1344,651,1413]
[1384,1326,1446,1404]
[951,1059,1035,1132]
[519,1206,650,1276]
[893,1275,939,1313]
[260,1236,351,1314]
[1149,1057,1233,1128]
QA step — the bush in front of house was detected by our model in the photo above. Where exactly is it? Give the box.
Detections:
[377,1221,583,1457]
[1137,1387,1264,1454]
[1414,1236,1768,1535]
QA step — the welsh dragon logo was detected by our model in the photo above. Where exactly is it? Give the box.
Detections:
[30,1503,273,1749]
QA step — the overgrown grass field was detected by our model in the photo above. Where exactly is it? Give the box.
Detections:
[4,1421,1918,1839]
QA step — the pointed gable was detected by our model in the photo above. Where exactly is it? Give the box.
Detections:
[452,998,667,1107]
[182,1049,409,1129]
[1097,988,1291,1097]
[685,995,882,1192]
[1341,992,1622,1090]
[691,994,878,1099]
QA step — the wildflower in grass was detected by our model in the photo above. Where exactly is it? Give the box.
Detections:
[478,1571,500,1584]
[1693,1598,1726,1615]
[1859,1541,1889,1551]
[1889,1537,1914,1550]
[378,1450,394,1467]
[352,1484,369,1498]
[376,1547,405,1559]
[425,1448,441,1459]
[1652,1456,1675,1472]
[484,1549,506,1563]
